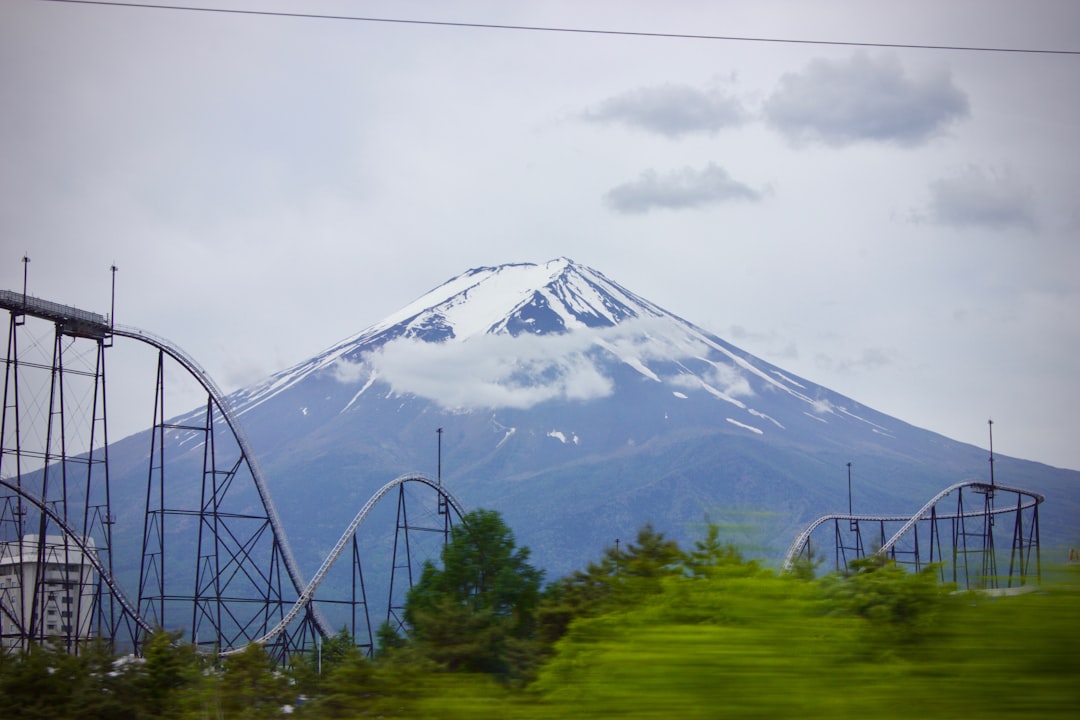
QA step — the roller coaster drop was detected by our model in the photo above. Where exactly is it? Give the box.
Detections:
[0,290,464,660]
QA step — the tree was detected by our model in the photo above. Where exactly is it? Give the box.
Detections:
[404,509,543,679]
[820,555,957,648]
[131,628,206,718]
[685,524,744,578]
[218,642,293,719]
[618,523,686,581]
[537,523,687,647]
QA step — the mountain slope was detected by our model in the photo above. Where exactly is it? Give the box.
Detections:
[109,258,1079,581]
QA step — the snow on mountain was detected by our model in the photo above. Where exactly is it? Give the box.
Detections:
[97,257,1080,580]
[227,258,886,444]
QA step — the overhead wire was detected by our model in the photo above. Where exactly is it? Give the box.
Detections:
[34,0,1080,56]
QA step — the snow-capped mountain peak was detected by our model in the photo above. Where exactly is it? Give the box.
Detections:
[227,259,889,446]
[367,258,665,343]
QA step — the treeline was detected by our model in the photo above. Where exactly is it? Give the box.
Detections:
[2,509,1077,718]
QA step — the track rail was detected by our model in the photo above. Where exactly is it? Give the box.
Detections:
[109,324,332,638]
[0,478,153,638]
[223,473,464,654]
[878,481,1042,555]
[781,480,1045,573]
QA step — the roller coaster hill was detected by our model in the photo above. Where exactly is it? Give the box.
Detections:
[1,288,465,662]
[0,287,1052,662]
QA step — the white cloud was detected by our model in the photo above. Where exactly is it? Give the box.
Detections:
[922,166,1037,231]
[605,163,764,214]
[345,332,611,410]
[763,52,969,147]
[669,362,754,399]
[332,319,717,411]
[584,81,746,138]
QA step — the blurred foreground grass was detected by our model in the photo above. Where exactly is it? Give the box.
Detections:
[397,564,1080,719]
[3,534,1076,719]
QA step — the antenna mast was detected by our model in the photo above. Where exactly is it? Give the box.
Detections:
[988,419,995,487]
[110,264,118,329]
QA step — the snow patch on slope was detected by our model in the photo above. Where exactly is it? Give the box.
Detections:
[548,430,580,445]
[726,418,764,434]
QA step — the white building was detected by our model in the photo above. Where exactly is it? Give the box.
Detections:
[0,534,98,652]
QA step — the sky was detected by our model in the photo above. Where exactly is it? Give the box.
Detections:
[1,0,1078,470]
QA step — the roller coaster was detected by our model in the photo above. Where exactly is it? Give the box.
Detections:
[0,289,464,661]
[0,287,1045,662]
[782,479,1043,588]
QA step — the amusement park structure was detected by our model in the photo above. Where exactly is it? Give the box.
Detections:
[0,281,1045,661]
[782,474,1042,588]
[0,286,463,661]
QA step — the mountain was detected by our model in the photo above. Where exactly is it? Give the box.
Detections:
[107,258,1079,584]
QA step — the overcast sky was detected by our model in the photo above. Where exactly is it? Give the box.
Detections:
[2,0,1078,470]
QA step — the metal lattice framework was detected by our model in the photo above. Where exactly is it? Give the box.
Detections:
[1,291,464,660]
[782,480,1043,589]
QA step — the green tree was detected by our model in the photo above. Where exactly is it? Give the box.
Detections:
[218,642,293,719]
[537,523,686,647]
[685,523,744,578]
[404,508,543,679]
[617,523,685,581]
[129,628,206,719]
[289,627,363,698]
[820,555,957,648]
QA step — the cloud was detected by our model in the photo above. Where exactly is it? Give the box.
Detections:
[814,347,896,375]
[584,82,747,138]
[605,163,764,214]
[341,333,613,410]
[332,319,714,411]
[922,166,1038,231]
[763,53,969,147]
[669,362,753,399]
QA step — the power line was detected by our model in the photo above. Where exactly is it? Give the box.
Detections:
[35,0,1080,56]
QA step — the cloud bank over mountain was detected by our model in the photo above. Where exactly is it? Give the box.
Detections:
[332,316,717,411]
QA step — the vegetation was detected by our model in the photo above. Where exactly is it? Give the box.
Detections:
[1,509,1077,718]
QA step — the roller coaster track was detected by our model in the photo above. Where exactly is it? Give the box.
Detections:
[110,326,471,654]
[222,473,465,654]
[782,480,1044,575]
[4,300,466,660]
[110,324,322,633]
[1,472,462,656]
[0,477,152,638]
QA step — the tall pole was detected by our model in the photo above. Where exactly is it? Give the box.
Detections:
[21,255,29,305]
[847,462,857,532]
[988,419,995,487]
[110,264,118,329]
[436,427,442,486]
[847,462,853,516]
